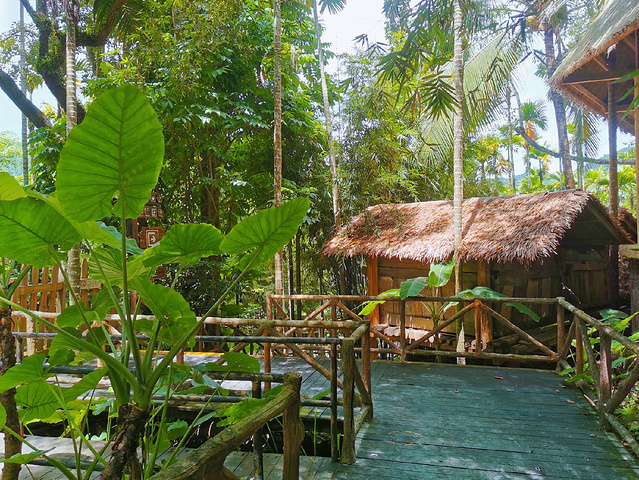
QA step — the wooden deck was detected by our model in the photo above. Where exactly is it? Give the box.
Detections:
[3,360,639,479]
[230,360,639,479]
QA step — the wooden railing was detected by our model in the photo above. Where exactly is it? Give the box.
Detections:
[267,294,560,364]
[556,298,639,457]
[269,293,639,455]
[150,371,304,480]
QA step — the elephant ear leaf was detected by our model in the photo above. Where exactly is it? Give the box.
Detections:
[57,85,164,222]
[220,198,309,269]
[0,198,81,268]
[142,224,223,269]
[0,172,26,201]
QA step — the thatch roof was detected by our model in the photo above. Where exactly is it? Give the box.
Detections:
[549,0,639,132]
[323,190,630,265]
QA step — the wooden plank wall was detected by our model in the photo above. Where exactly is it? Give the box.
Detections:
[11,260,101,354]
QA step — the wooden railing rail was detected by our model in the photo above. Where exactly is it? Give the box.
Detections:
[555,298,639,455]
[150,371,304,480]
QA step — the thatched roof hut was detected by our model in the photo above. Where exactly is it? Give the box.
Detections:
[324,190,629,266]
[548,0,639,132]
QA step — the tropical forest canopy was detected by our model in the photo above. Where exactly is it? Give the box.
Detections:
[0,0,634,305]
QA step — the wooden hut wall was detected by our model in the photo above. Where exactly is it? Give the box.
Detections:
[375,257,480,333]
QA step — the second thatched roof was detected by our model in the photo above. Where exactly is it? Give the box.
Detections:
[323,190,629,265]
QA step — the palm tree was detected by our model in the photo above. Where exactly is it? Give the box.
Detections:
[273,0,283,295]
[521,100,548,185]
[66,0,81,300]
[20,3,28,187]
[312,0,345,228]
[452,0,465,363]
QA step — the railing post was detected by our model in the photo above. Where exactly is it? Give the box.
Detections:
[341,337,356,464]
[361,322,371,398]
[252,380,264,480]
[556,300,565,367]
[599,329,612,431]
[330,343,339,463]
[264,294,272,391]
[575,321,584,375]
[282,372,304,480]
[399,300,406,362]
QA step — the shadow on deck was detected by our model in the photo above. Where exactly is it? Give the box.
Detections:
[229,360,639,479]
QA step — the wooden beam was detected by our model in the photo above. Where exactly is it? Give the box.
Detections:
[367,256,379,326]
[564,69,635,85]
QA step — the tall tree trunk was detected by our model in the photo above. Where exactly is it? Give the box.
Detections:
[608,79,619,305]
[507,83,515,192]
[544,26,575,189]
[452,0,465,363]
[20,3,29,187]
[525,145,531,188]
[0,306,21,480]
[66,0,81,302]
[273,0,284,296]
[312,0,341,228]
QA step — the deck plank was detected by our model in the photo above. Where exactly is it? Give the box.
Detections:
[4,359,639,479]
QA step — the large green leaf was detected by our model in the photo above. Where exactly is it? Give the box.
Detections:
[142,223,223,269]
[57,85,164,222]
[220,198,309,268]
[0,198,82,268]
[0,172,26,201]
[0,354,47,393]
[132,278,197,347]
[427,259,454,288]
[56,290,113,329]
[400,277,428,299]
[205,352,260,373]
[1,450,51,464]
[359,289,400,315]
[16,380,59,423]
[457,286,540,322]
[0,403,5,429]
[90,247,151,286]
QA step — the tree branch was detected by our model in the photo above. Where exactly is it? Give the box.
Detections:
[513,126,632,165]
[78,0,129,47]
[0,69,50,128]
[511,84,631,166]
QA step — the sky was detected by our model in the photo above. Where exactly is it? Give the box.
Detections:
[0,0,633,175]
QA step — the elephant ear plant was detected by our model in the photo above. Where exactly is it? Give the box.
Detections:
[0,86,309,479]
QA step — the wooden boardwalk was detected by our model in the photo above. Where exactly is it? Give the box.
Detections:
[229,361,639,479]
[3,360,639,479]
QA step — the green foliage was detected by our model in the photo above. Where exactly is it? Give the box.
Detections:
[57,86,165,222]
[0,84,309,478]
[0,131,22,177]
[455,286,540,322]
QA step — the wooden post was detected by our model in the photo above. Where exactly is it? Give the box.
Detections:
[599,329,612,431]
[264,294,272,391]
[251,380,264,478]
[474,301,482,352]
[556,301,565,366]
[367,256,379,326]
[399,300,406,362]
[282,372,304,480]
[633,33,639,331]
[607,62,619,305]
[575,322,584,375]
[330,343,338,463]
[361,322,372,398]
[341,337,356,464]
[477,260,492,348]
